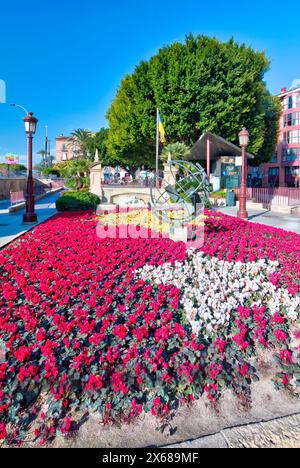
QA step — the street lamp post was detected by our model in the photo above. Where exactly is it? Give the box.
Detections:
[237,128,249,220]
[23,112,38,224]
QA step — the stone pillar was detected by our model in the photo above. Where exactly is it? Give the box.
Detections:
[279,166,285,187]
[163,163,178,186]
[90,163,102,198]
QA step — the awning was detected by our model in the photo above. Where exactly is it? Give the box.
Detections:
[189,132,254,161]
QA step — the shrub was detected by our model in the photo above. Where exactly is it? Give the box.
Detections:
[42,168,61,178]
[56,191,100,211]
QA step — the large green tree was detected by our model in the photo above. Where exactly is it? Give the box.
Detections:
[86,127,120,166]
[107,35,280,166]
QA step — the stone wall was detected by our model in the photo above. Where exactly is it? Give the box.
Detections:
[0,178,47,200]
[101,186,152,205]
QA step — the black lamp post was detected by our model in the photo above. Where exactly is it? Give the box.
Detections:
[23,112,38,224]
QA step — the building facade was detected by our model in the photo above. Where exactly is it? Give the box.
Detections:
[55,135,81,163]
[261,81,300,187]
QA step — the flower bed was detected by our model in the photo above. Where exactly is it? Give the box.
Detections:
[0,210,299,445]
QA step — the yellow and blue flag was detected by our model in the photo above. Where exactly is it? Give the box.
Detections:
[157,110,166,144]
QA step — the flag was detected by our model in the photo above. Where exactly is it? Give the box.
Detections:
[158,111,166,144]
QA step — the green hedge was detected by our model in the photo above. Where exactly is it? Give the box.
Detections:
[56,191,100,212]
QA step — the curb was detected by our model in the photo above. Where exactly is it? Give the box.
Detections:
[164,412,300,448]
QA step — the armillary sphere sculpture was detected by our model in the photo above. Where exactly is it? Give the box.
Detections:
[150,160,210,226]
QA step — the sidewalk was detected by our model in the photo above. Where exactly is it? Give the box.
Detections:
[215,206,300,235]
[0,191,61,249]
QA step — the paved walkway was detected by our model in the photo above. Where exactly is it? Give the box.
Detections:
[215,206,300,235]
[0,192,61,249]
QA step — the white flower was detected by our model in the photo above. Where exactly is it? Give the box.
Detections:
[135,251,300,336]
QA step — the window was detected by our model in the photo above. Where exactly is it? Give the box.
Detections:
[269,167,279,176]
[288,95,293,109]
[268,167,279,187]
[271,151,278,163]
[285,166,299,187]
[282,147,300,161]
[285,112,300,127]
[285,166,299,176]
[283,130,300,144]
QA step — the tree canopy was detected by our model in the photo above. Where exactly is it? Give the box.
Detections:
[86,128,119,166]
[106,35,280,167]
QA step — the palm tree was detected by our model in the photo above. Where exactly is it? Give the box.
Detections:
[161,142,190,163]
[70,129,93,159]
[37,149,47,167]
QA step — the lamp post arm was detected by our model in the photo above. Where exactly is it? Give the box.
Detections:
[10,103,29,115]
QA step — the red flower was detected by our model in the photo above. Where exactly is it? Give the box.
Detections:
[0,422,6,440]
[85,374,103,392]
[36,328,47,342]
[239,364,250,377]
[113,324,128,341]
[132,326,148,342]
[14,346,32,363]
[274,330,288,343]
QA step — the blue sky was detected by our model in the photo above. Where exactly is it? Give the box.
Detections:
[0,0,299,165]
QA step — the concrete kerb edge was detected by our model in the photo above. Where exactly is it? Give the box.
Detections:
[162,411,300,449]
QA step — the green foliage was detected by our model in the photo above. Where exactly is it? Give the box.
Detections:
[107,34,280,166]
[65,177,90,190]
[53,159,91,178]
[0,163,27,173]
[54,159,91,191]
[65,179,78,190]
[211,190,226,198]
[161,142,190,162]
[56,191,100,212]
[71,129,93,159]
[42,168,60,178]
[86,128,119,166]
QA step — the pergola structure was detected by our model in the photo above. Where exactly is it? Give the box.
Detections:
[189,132,254,184]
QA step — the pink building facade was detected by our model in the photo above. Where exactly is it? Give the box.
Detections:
[261,82,300,188]
[55,135,80,163]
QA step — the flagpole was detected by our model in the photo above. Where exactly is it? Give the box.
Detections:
[156,108,159,188]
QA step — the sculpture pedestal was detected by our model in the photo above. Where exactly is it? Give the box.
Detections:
[169,224,188,243]
[90,163,102,198]
[163,163,178,185]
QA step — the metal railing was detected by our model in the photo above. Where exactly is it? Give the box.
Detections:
[10,180,65,206]
[234,187,300,207]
